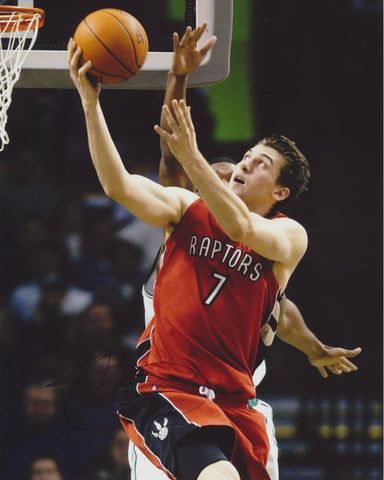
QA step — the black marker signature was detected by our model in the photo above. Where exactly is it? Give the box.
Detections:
[47,352,131,431]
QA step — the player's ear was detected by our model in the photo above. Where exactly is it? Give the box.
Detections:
[273,186,290,202]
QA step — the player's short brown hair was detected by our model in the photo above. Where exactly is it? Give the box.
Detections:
[258,134,310,205]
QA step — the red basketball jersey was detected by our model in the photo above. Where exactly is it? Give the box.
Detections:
[137,198,281,400]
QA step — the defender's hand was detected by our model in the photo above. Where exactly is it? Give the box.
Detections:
[308,345,362,378]
[155,100,200,166]
[172,23,217,77]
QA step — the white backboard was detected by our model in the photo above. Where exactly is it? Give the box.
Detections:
[14,0,233,89]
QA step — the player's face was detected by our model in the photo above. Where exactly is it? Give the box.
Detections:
[229,145,287,209]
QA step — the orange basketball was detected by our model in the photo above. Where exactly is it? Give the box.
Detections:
[73,9,148,84]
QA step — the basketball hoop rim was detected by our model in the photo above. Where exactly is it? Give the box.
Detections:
[0,6,45,32]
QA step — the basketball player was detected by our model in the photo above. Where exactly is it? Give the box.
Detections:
[124,24,361,480]
[68,29,359,480]
[154,23,360,379]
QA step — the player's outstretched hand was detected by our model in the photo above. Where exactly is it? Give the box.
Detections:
[172,22,217,77]
[308,345,362,378]
[67,38,101,107]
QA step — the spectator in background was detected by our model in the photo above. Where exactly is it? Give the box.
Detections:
[72,207,116,292]
[8,237,92,322]
[27,451,64,480]
[68,233,144,350]
[52,194,87,267]
[69,300,121,359]
[8,212,49,288]
[18,278,92,377]
[0,306,25,472]
[96,238,145,337]
[0,148,61,225]
[4,380,77,480]
[106,238,144,297]
[61,353,132,478]
[88,427,131,480]
[0,149,61,282]
[9,239,69,322]
[8,238,93,377]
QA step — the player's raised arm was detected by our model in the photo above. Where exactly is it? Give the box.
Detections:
[277,298,362,378]
[68,39,196,232]
[159,23,216,188]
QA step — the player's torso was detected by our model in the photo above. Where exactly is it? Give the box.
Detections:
[138,199,280,399]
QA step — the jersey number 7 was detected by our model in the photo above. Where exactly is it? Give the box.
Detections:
[203,273,228,306]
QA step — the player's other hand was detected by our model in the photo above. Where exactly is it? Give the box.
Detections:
[308,345,362,378]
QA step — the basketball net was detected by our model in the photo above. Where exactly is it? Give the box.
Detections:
[0,8,44,151]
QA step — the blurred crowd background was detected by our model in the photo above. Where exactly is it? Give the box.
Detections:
[0,1,382,479]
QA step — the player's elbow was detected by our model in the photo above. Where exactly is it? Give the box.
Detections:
[101,172,131,203]
[101,182,116,199]
[103,183,125,204]
[276,314,290,338]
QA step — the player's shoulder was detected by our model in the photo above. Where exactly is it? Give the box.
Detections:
[269,215,308,268]
[163,185,198,210]
[271,214,307,237]
[165,185,198,201]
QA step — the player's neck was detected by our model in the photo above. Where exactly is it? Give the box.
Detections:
[249,199,276,218]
